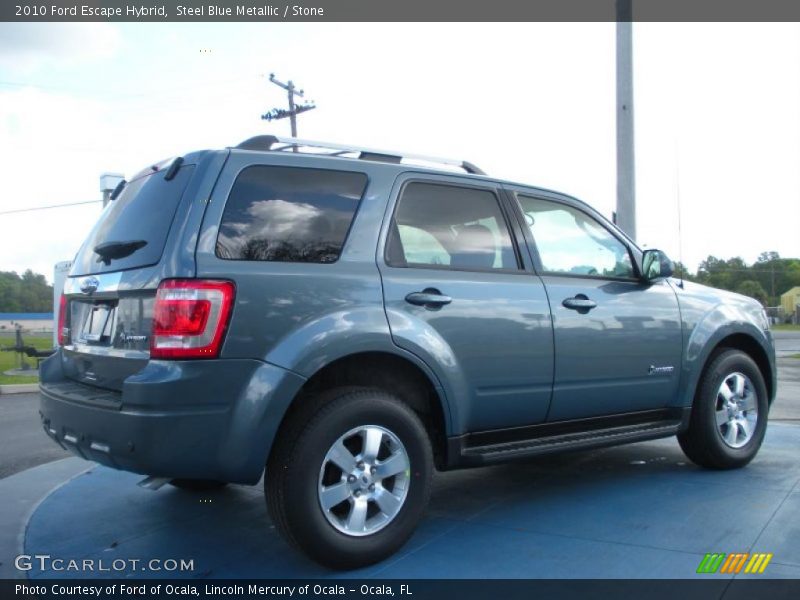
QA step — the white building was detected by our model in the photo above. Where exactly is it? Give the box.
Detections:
[0,313,54,333]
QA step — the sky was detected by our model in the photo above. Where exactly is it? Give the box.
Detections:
[0,22,798,282]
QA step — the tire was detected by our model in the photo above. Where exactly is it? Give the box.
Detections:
[169,479,228,491]
[266,387,433,570]
[678,349,768,470]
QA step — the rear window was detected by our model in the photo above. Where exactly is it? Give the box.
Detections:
[215,165,367,264]
[71,164,195,276]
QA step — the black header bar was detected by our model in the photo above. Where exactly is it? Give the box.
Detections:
[4,0,800,22]
[3,579,800,600]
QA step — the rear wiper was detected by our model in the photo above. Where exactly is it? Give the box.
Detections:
[94,240,147,265]
[109,179,126,200]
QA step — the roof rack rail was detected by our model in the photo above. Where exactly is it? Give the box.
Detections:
[235,135,486,175]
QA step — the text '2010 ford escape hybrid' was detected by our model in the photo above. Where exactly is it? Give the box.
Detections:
[40,136,776,569]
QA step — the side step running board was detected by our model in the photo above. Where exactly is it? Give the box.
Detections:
[454,420,684,467]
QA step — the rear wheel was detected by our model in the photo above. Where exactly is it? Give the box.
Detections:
[266,387,433,569]
[678,349,768,469]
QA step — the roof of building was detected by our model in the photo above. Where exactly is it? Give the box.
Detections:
[0,313,54,320]
[781,287,800,298]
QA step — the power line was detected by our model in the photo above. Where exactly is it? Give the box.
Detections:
[0,200,101,216]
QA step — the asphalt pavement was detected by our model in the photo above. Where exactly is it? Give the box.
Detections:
[0,392,68,479]
[773,329,800,354]
[772,330,800,421]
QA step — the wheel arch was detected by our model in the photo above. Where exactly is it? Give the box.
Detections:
[269,351,451,469]
[693,332,775,406]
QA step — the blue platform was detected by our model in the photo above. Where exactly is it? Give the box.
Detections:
[24,424,800,579]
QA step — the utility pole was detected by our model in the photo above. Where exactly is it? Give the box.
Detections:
[616,0,636,240]
[771,262,776,300]
[262,73,316,140]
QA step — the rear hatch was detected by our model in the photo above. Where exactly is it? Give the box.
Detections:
[61,159,197,391]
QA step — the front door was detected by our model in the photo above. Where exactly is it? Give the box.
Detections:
[509,191,683,421]
[378,175,554,434]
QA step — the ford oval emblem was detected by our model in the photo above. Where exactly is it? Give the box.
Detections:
[80,276,100,295]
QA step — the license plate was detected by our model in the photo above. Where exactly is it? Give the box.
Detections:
[80,305,112,342]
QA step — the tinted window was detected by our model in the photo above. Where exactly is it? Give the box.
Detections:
[216,166,367,263]
[387,182,517,271]
[517,195,635,278]
[71,164,195,276]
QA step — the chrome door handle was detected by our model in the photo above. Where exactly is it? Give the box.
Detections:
[405,289,452,309]
[562,295,597,312]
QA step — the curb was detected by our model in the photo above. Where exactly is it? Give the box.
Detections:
[0,384,39,395]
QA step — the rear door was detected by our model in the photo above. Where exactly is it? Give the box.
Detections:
[506,188,682,421]
[378,174,554,433]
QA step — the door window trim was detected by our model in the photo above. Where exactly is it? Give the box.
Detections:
[382,177,526,275]
[508,189,643,282]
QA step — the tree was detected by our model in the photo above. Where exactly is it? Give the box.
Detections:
[671,261,696,282]
[694,252,800,305]
[0,271,53,312]
[735,280,769,306]
[756,251,780,264]
[696,255,744,290]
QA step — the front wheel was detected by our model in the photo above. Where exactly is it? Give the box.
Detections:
[266,387,433,569]
[678,349,768,469]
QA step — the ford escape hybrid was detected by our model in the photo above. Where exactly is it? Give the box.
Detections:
[40,135,777,569]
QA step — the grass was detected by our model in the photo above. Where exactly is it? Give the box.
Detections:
[773,323,800,331]
[789,354,800,360]
[0,332,54,385]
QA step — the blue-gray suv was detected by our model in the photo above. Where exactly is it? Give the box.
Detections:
[40,135,777,569]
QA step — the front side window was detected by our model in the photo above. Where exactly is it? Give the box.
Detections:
[386,182,517,271]
[517,195,635,279]
[216,165,367,263]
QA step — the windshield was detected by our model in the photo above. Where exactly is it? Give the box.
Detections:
[71,164,195,276]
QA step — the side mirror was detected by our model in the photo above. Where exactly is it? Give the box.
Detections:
[642,249,674,281]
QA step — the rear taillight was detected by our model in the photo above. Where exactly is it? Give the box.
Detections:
[150,279,235,359]
[57,293,69,346]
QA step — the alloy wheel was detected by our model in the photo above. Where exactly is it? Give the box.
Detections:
[317,425,410,537]
[715,371,758,449]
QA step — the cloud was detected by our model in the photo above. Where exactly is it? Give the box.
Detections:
[0,23,121,74]
[247,199,323,238]
[217,199,328,256]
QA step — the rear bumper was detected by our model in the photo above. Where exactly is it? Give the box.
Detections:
[38,350,306,484]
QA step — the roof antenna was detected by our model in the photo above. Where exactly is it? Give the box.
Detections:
[675,136,685,289]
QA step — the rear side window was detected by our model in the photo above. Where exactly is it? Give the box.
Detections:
[216,166,367,264]
[386,182,518,271]
[71,164,196,276]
